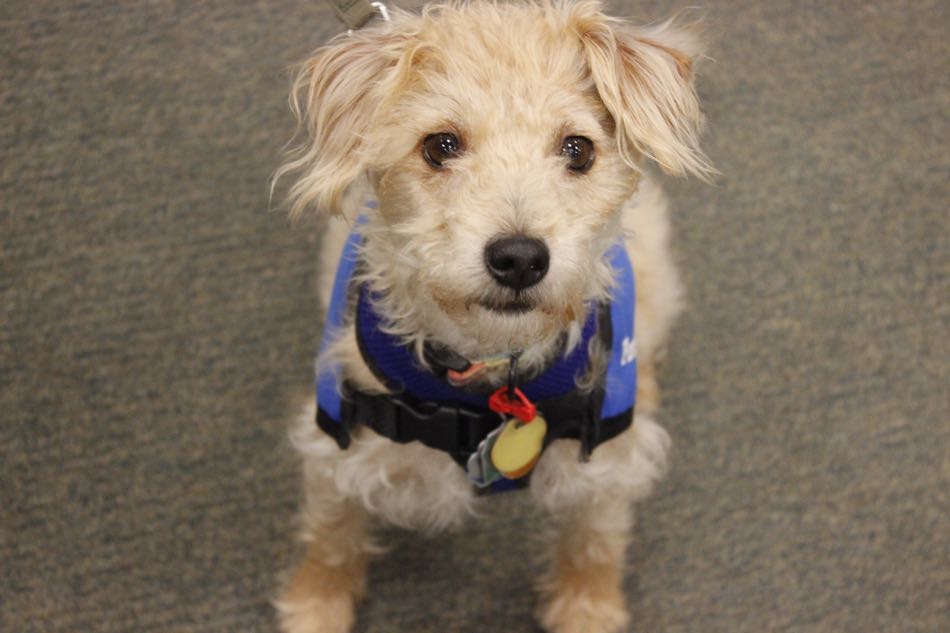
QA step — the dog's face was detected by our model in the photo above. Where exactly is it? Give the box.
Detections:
[283,1,708,357]
[363,9,637,354]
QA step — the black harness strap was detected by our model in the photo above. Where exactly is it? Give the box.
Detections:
[316,383,634,468]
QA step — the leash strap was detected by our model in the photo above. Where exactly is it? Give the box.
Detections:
[327,0,390,30]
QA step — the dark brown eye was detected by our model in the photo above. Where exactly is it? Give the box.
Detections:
[561,136,594,172]
[422,133,461,168]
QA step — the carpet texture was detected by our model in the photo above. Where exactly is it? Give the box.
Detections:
[2,1,947,632]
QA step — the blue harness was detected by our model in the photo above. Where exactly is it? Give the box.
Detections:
[315,218,637,489]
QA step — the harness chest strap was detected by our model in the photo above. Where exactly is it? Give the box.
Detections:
[317,382,633,467]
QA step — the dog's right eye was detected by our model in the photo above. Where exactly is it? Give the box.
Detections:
[422,133,461,168]
[561,136,595,173]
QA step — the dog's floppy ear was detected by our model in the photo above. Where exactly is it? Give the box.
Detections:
[573,5,713,178]
[276,28,406,218]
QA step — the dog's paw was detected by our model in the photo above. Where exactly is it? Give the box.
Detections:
[536,577,629,633]
[276,591,356,633]
[276,552,365,633]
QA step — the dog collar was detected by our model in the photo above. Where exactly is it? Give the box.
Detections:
[314,216,637,491]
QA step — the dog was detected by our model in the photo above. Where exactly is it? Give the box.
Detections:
[274,2,711,632]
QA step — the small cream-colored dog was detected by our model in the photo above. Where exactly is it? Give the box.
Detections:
[275,2,710,632]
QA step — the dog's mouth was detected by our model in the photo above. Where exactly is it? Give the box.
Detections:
[477,298,535,314]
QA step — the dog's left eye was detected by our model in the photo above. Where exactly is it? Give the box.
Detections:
[561,136,595,173]
[422,133,461,168]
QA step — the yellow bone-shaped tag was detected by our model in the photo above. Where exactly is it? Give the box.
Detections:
[490,414,547,479]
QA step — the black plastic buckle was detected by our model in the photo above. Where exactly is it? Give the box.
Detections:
[386,396,495,463]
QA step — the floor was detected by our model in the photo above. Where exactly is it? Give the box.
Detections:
[2,1,947,631]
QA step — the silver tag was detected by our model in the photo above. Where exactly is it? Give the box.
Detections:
[330,0,381,29]
[466,422,505,488]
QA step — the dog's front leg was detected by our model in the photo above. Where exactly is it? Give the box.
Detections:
[277,477,371,633]
[536,495,633,633]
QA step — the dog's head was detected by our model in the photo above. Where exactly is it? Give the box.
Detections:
[281,1,709,359]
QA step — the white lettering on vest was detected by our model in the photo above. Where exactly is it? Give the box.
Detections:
[621,336,637,366]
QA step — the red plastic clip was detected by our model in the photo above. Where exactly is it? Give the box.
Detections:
[488,386,537,423]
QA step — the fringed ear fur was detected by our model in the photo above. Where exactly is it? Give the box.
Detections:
[573,4,714,179]
[274,27,405,218]
[274,2,711,217]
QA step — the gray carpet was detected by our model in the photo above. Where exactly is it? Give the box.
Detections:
[2,1,947,632]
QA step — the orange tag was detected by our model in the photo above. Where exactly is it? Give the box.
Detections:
[488,386,537,422]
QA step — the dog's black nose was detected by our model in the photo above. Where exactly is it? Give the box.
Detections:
[484,236,550,291]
